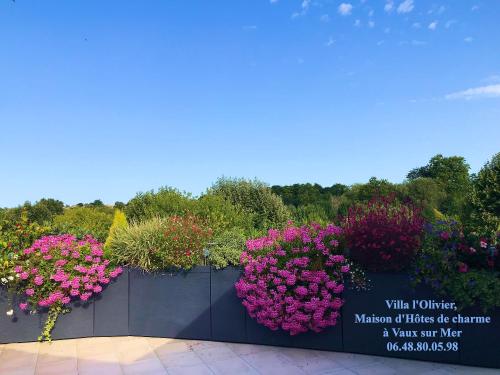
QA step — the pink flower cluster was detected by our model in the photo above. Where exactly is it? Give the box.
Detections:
[14,234,122,311]
[235,223,350,335]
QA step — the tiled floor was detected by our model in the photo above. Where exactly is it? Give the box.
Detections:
[0,337,498,375]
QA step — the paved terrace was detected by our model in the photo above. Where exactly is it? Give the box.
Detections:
[0,336,499,375]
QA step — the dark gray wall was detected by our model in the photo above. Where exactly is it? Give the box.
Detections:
[0,268,498,369]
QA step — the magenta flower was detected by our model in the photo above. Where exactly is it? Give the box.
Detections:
[80,292,92,301]
[34,276,44,286]
[15,234,119,316]
[236,223,348,335]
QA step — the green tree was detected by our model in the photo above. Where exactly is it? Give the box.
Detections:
[474,152,500,217]
[271,183,348,221]
[407,154,471,217]
[28,198,65,224]
[114,201,126,210]
[343,177,405,203]
[404,178,447,220]
[88,199,104,207]
[467,152,500,237]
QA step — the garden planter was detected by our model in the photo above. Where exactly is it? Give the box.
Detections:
[0,287,94,343]
[0,287,41,343]
[1,269,499,369]
[458,307,500,368]
[128,267,211,340]
[342,272,460,364]
[50,299,94,340]
[210,267,247,343]
[93,267,130,337]
[245,313,294,347]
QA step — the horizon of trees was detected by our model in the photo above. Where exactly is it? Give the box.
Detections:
[1,152,498,236]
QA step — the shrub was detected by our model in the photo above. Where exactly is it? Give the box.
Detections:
[208,228,247,269]
[288,204,330,226]
[194,194,254,235]
[207,177,291,230]
[10,235,122,341]
[0,210,51,283]
[413,219,500,311]
[52,207,113,242]
[235,223,350,335]
[343,195,424,272]
[109,216,212,271]
[125,187,195,222]
[104,209,128,255]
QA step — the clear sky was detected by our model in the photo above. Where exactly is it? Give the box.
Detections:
[1,0,499,207]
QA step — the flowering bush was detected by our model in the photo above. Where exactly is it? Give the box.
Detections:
[413,220,500,311]
[0,210,51,286]
[10,234,122,341]
[235,223,350,335]
[343,195,424,272]
[109,215,213,271]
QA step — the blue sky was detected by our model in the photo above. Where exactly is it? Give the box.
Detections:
[0,0,499,207]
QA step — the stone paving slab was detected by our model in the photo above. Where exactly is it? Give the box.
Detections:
[0,337,499,375]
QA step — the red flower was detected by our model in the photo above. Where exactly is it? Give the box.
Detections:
[457,262,468,273]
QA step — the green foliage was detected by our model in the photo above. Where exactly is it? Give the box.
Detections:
[271,183,347,215]
[194,194,254,235]
[28,198,65,224]
[287,204,330,226]
[208,228,247,269]
[88,199,104,207]
[208,177,290,230]
[125,187,195,222]
[474,152,500,217]
[39,304,68,342]
[109,216,212,271]
[466,152,500,237]
[413,220,500,312]
[441,270,500,313]
[404,178,447,220]
[114,201,126,210]
[104,209,128,255]
[407,154,471,217]
[0,210,51,284]
[1,198,64,225]
[52,206,113,242]
[125,187,255,235]
[344,177,405,203]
